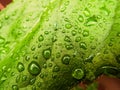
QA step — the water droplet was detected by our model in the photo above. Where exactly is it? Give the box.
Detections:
[72,68,84,79]
[48,63,53,67]
[85,16,97,26]
[12,85,19,90]
[82,30,89,37]
[0,36,5,44]
[56,52,61,58]
[44,31,49,35]
[17,62,25,72]
[28,61,41,76]
[33,55,38,59]
[64,36,71,42]
[117,32,120,37]
[38,35,44,42]
[108,42,113,47]
[16,75,20,83]
[62,55,71,65]
[90,36,94,40]
[75,36,81,42]
[38,44,41,48]
[30,78,36,85]
[43,63,47,69]
[65,23,72,29]
[37,82,42,87]
[116,55,120,63]
[39,73,44,78]
[31,45,36,51]
[60,7,66,12]
[71,30,77,36]
[53,65,60,72]
[5,15,9,19]
[25,55,30,61]
[78,15,84,22]
[79,42,87,50]
[65,44,74,50]
[83,8,90,17]
[22,75,27,81]
[52,35,57,42]
[100,6,110,15]
[43,49,51,59]
[32,86,36,90]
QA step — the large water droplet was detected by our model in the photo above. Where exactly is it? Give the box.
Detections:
[78,15,84,22]
[17,62,25,72]
[53,65,60,72]
[12,85,19,90]
[79,42,87,50]
[72,68,84,79]
[82,30,89,37]
[28,61,41,76]
[38,35,44,42]
[64,36,71,42]
[43,49,51,59]
[62,55,71,65]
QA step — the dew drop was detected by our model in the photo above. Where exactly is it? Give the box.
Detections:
[85,16,97,26]
[56,52,61,58]
[82,30,89,37]
[43,63,47,69]
[75,36,81,42]
[31,45,36,51]
[71,30,77,36]
[62,55,71,65]
[72,68,84,80]
[16,75,20,83]
[28,61,41,76]
[83,8,90,17]
[30,78,36,85]
[38,35,44,42]
[53,65,60,72]
[12,85,19,90]
[79,42,87,50]
[32,86,36,90]
[65,23,72,29]
[65,44,74,50]
[17,62,25,72]
[22,75,27,81]
[25,56,30,61]
[37,82,42,87]
[5,15,9,20]
[64,36,71,42]
[78,15,84,22]
[44,31,49,35]
[43,49,51,59]
[48,63,53,67]
[52,35,57,42]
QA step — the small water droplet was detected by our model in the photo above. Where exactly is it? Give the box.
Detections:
[52,35,57,42]
[44,31,49,35]
[71,30,77,36]
[17,62,25,72]
[16,75,20,83]
[100,6,110,16]
[43,63,47,69]
[25,56,30,61]
[83,8,90,17]
[60,7,66,12]
[53,65,60,72]
[37,82,42,87]
[72,68,84,79]
[64,36,71,42]
[65,44,74,50]
[75,36,81,42]
[2,66,7,71]
[30,78,36,85]
[39,73,44,78]
[12,85,19,90]
[22,75,27,81]
[79,42,87,50]
[28,61,41,76]
[78,15,84,22]
[31,45,36,51]
[108,42,113,47]
[33,55,38,59]
[56,52,61,58]
[85,16,97,26]
[5,15,9,19]
[38,35,44,42]
[62,55,71,65]
[38,43,41,48]
[65,23,72,29]
[117,32,120,37]
[48,63,53,67]
[82,30,89,37]
[43,49,51,59]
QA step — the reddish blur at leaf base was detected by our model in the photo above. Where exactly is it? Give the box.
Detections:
[79,75,120,90]
[0,0,12,10]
